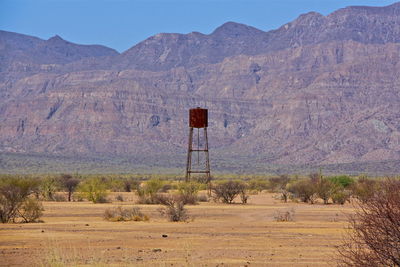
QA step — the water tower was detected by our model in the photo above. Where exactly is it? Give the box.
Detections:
[185,107,211,183]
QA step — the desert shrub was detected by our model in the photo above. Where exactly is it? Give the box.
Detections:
[115,194,124,202]
[315,178,337,204]
[212,180,247,204]
[331,189,351,205]
[157,194,189,222]
[78,178,108,203]
[59,174,80,202]
[103,206,149,222]
[248,179,269,193]
[18,198,43,223]
[274,209,295,222]
[269,175,291,202]
[106,178,125,192]
[337,179,400,266]
[351,176,378,202]
[288,179,317,204]
[123,178,139,192]
[328,175,354,188]
[0,177,41,223]
[178,181,200,205]
[159,183,173,193]
[136,178,164,204]
[39,176,59,201]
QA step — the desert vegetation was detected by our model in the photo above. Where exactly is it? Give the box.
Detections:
[1,172,399,266]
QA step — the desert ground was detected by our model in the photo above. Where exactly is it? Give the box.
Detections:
[0,192,353,266]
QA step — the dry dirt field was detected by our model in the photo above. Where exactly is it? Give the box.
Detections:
[0,192,353,266]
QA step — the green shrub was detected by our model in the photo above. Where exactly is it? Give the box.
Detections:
[136,178,164,204]
[328,175,354,188]
[78,178,108,203]
[178,181,200,205]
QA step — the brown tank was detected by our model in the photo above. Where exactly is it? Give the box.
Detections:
[189,107,208,128]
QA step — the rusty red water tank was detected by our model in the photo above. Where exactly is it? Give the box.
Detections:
[189,107,208,128]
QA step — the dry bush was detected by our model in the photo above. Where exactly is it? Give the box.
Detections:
[351,177,378,203]
[18,198,43,223]
[115,194,124,202]
[337,179,400,266]
[157,194,189,222]
[103,206,149,222]
[331,189,351,205]
[274,209,295,222]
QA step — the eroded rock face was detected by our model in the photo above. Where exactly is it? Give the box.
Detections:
[1,3,400,168]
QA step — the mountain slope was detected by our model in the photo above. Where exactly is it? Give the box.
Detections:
[1,2,400,173]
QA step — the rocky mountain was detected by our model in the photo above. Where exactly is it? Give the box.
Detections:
[1,2,400,174]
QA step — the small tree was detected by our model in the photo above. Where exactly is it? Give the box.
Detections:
[0,177,41,223]
[269,175,291,202]
[337,179,400,266]
[288,179,317,204]
[212,180,246,204]
[59,174,80,202]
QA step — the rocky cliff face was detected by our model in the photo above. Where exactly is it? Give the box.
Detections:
[1,2,400,171]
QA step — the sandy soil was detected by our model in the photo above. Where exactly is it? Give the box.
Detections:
[0,193,353,266]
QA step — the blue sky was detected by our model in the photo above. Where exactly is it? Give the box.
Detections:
[0,0,397,52]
